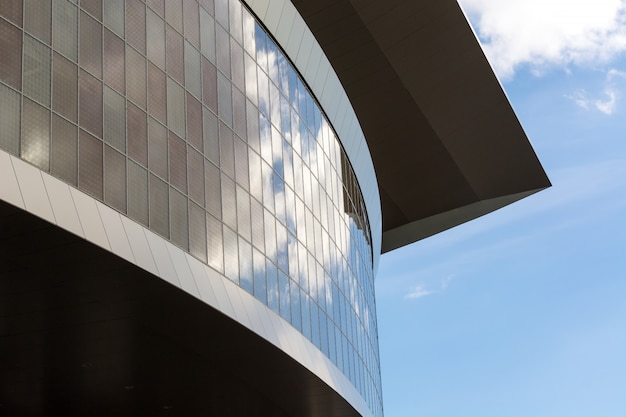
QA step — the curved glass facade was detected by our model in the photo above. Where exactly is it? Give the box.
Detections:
[0,0,381,414]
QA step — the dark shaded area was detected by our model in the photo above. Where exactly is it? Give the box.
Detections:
[0,200,360,417]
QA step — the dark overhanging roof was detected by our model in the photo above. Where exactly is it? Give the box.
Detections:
[291,0,551,253]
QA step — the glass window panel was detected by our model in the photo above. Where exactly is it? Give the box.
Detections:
[236,185,250,241]
[247,149,262,204]
[148,117,168,179]
[189,201,207,262]
[250,195,264,252]
[242,7,255,56]
[0,0,22,26]
[25,0,51,44]
[149,173,169,237]
[223,225,238,283]
[217,72,233,126]
[290,281,302,331]
[184,40,202,98]
[182,0,200,48]
[204,159,221,219]
[199,7,216,64]
[238,237,253,293]
[246,99,259,153]
[266,40,279,87]
[219,121,234,177]
[202,106,219,164]
[126,0,146,55]
[168,131,187,193]
[201,57,217,113]
[0,83,20,156]
[228,0,242,43]
[234,134,248,190]
[278,54,290,99]
[170,186,189,250]
[261,160,274,213]
[271,126,283,178]
[79,69,103,138]
[300,290,311,339]
[257,68,269,118]
[287,230,298,278]
[147,62,167,124]
[276,221,288,273]
[127,103,148,166]
[53,0,78,61]
[266,260,279,314]
[188,145,204,205]
[126,46,147,109]
[186,92,203,151]
[166,26,184,85]
[244,53,258,107]
[221,173,236,230]
[78,129,103,199]
[232,86,246,139]
[0,19,22,90]
[263,208,276,263]
[166,77,185,137]
[103,29,125,94]
[103,85,126,152]
[104,145,126,213]
[50,113,77,185]
[127,159,148,226]
[52,52,77,122]
[230,39,244,92]
[254,24,267,73]
[21,98,50,170]
[274,172,286,226]
[164,0,182,33]
[215,24,230,78]
[103,0,124,37]
[206,213,223,272]
[146,8,166,70]
[278,271,290,322]
[311,302,320,349]
[24,35,51,106]
[252,247,266,303]
[79,11,101,78]
[259,114,271,163]
[214,0,228,30]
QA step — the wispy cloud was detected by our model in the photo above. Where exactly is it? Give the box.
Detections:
[404,285,433,300]
[459,0,626,80]
[403,275,456,300]
[566,68,626,114]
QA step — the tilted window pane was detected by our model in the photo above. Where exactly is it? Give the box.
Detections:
[50,113,77,185]
[53,0,78,61]
[23,35,51,107]
[21,98,50,170]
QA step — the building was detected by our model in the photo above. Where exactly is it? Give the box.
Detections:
[0,0,550,416]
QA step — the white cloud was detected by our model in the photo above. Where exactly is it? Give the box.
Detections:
[566,67,626,114]
[405,285,433,300]
[459,0,626,79]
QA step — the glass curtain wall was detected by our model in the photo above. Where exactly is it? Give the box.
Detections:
[0,0,382,414]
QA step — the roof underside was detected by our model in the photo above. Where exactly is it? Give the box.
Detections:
[291,0,551,252]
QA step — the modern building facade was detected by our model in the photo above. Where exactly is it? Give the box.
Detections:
[0,0,549,416]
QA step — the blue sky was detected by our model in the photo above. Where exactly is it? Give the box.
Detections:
[375,2,626,416]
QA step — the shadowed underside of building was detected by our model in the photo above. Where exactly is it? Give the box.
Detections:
[0,0,549,416]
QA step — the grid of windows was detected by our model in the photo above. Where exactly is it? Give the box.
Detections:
[0,1,381,414]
